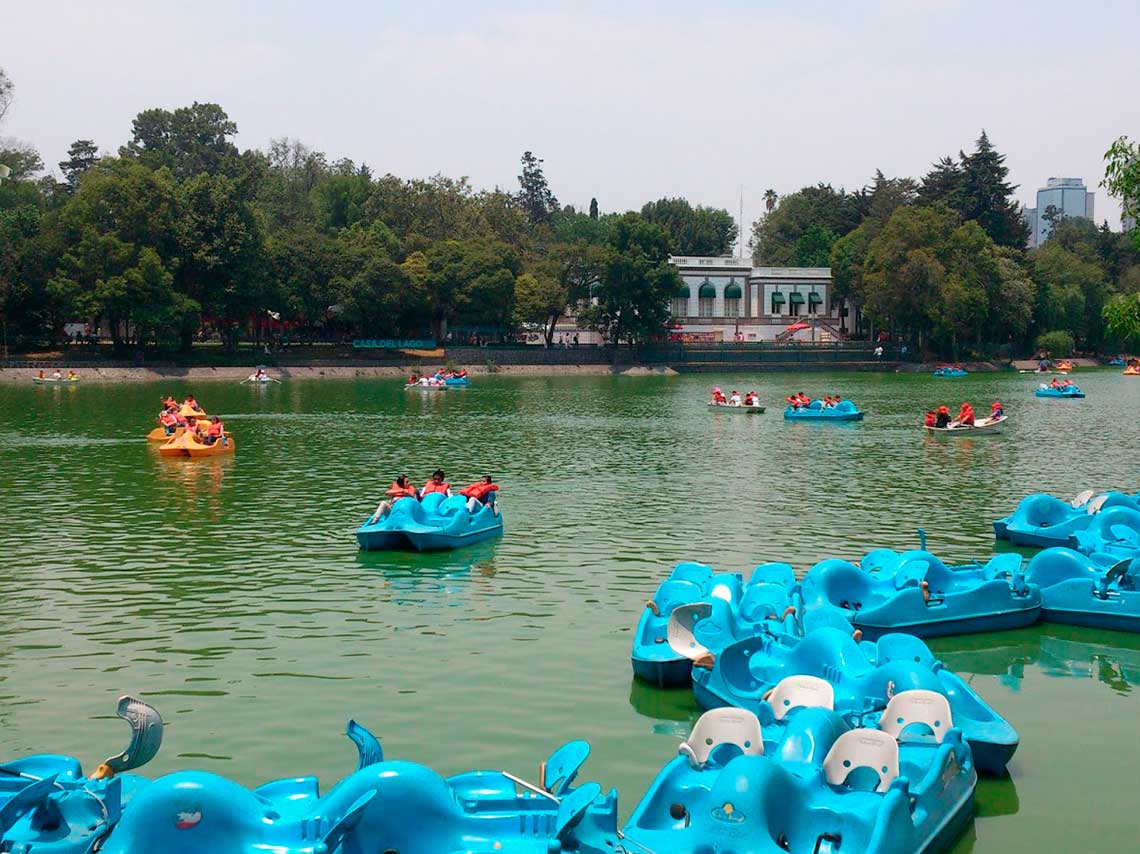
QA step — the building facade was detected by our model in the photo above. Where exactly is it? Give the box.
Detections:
[668,256,839,341]
[1024,177,1096,248]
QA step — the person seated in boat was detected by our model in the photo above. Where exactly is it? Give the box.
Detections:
[158,409,180,435]
[458,369,468,378]
[184,416,201,436]
[729,390,742,406]
[254,368,266,381]
[956,402,975,426]
[711,386,725,404]
[67,370,77,380]
[203,416,226,445]
[421,469,452,497]
[37,370,44,379]
[51,369,62,380]
[924,411,936,427]
[935,405,952,428]
[1062,378,1074,387]
[460,475,499,513]
[990,400,1004,418]
[743,391,758,406]
[1049,378,1061,388]
[370,475,419,522]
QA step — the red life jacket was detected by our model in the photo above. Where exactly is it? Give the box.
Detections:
[386,482,417,500]
[207,421,224,437]
[460,482,499,500]
[160,412,178,427]
[421,480,451,496]
[924,412,936,427]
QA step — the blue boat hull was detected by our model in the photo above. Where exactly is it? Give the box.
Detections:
[852,601,1042,639]
[631,655,692,688]
[355,492,503,552]
[1035,388,1085,398]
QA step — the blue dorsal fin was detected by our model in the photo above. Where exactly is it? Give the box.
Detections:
[346,720,383,771]
[321,789,376,851]
[0,774,59,833]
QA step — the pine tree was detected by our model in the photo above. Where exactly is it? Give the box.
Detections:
[958,131,1029,248]
[918,156,964,207]
[517,151,559,225]
[59,139,100,191]
[589,197,598,219]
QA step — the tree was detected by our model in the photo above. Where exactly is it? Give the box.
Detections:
[578,213,680,345]
[1103,293,1140,352]
[640,197,737,256]
[917,156,963,208]
[59,140,100,191]
[589,197,598,220]
[513,271,567,346]
[0,68,12,126]
[763,189,778,213]
[423,238,520,339]
[957,131,1029,248]
[1035,330,1075,358]
[751,184,865,264]
[1030,243,1103,346]
[517,151,558,225]
[1104,136,1140,249]
[121,102,241,181]
[792,224,837,267]
[993,249,1037,349]
[0,142,44,181]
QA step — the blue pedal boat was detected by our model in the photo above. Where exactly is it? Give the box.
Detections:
[800,551,1041,638]
[356,492,503,552]
[632,564,773,688]
[1035,383,1085,398]
[1071,506,1140,560]
[664,563,800,667]
[933,367,968,377]
[1025,547,1140,632]
[622,697,976,854]
[0,697,162,854]
[993,491,1140,547]
[784,400,865,421]
[100,721,617,854]
[444,376,470,386]
[690,627,1018,774]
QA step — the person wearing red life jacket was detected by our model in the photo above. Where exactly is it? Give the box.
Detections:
[370,475,419,522]
[185,417,201,436]
[460,475,499,513]
[159,409,180,435]
[421,469,452,497]
[990,401,1004,418]
[924,411,936,428]
[935,405,952,428]
[203,416,225,445]
[956,402,975,426]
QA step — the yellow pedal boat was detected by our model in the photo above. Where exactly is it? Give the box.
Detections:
[157,431,235,457]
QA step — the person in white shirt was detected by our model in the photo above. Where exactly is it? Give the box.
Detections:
[729,390,742,406]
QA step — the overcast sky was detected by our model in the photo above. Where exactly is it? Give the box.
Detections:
[4,0,1137,247]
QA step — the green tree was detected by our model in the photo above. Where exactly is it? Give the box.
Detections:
[1030,243,1106,349]
[588,197,598,219]
[918,156,963,208]
[0,67,12,126]
[0,142,44,181]
[792,224,837,267]
[517,151,558,225]
[751,184,865,264]
[59,140,100,191]
[957,131,1029,248]
[1103,293,1140,352]
[423,238,520,339]
[640,197,738,256]
[993,249,1037,349]
[1104,136,1140,249]
[578,213,679,345]
[1035,330,1075,358]
[121,102,241,181]
[513,271,567,346]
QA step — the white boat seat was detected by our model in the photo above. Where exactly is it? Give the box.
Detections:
[878,690,953,744]
[678,708,762,769]
[666,603,712,660]
[1086,494,1111,514]
[1071,489,1096,508]
[710,583,734,602]
[767,675,835,721]
[822,729,900,793]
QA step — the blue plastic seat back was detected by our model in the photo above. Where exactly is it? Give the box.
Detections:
[786,628,870,682]
[1024,548,1097,589]
[860,549,901,576]
[555,781,602,841]
[863,660,943,706]
[670,562,713,587]
[801,606,853,636]
[984,552,1023,579]
[774,707,849,764]
[717,637,772,695]
[875,634,936,669]
[391,498,427,525]
[834,400,857,413]
[543,741,590,796]
[750,562,796,589]
[739,584,791,624]
[801,560,875,609]
[437,495,468,517]
[420,491,447,514]
[653,580,704,615]
[1021,494,1074,528]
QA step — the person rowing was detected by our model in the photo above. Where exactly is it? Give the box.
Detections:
[956,402,975,426]
[935,406,952,428]
[990,400,1004,418]
[369,475,419,522]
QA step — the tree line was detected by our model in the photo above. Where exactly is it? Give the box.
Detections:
[753,132,1140,357]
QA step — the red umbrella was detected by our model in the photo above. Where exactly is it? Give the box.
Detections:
[784,322,810,333]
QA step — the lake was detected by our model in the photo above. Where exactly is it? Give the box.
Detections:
[0,368,1137,852]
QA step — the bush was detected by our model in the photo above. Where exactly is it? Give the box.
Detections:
[1035,330,1075,358]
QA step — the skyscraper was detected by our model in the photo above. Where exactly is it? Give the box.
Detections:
[1023,177,1096,248]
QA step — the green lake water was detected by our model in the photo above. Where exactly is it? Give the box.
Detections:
[1,369,1138,851]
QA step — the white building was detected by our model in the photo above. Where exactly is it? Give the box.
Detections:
[1024,177,1096,248]
[668,256,841,342]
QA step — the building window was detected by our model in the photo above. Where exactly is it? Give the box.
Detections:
[698,281,716,317]
[724,281,742,318]
[671,297,688,318]
[770,292,786,315]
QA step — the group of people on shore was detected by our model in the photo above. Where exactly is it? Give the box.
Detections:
[156,395,227,444]
[407,368,468,387]
[925,400,1002,428]
[785,393,844,409]
[370,470,499,522]
[709,387,760,407]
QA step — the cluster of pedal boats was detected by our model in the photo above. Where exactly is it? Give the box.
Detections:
[1,688,977,854]
[145,404,235,458]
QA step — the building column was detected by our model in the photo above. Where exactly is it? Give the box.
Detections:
[688,289,699,319]
[714,284,725,318]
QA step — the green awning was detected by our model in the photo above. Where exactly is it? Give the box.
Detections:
[676,285,691,298]
[771,292,786,305]
[808,292,823,304]
[698,283,716,298]
[789,292,806,305]
[724,284,742,299]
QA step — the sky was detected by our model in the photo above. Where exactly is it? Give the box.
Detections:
[3,0,1138,248]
